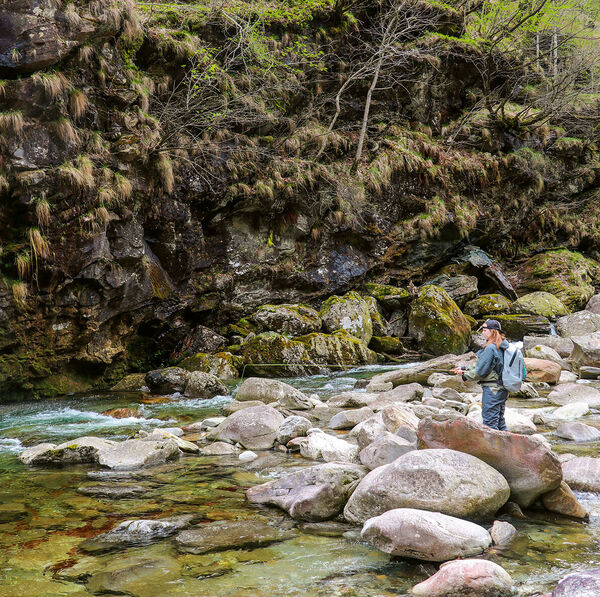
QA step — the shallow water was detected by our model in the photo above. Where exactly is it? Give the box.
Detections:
[1,365,599,596]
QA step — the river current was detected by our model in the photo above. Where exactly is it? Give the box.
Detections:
[0,365,599,596]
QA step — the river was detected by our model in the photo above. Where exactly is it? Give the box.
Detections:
[0,365,599,596]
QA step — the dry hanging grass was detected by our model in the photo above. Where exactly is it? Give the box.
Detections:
[0,172,9,192]
[156,153,174,194]
[113,172,132,200]
[52,117,80,146]
[95,206,110,228]
[12,282,28,308]
[0,110,24,136]
[78,45,94,65]
[15,252,31,279]
[32,71,70,100]
[29,227,50,261]
[57,156,95,191]
[34,197,52,228]
[69,89,88,120]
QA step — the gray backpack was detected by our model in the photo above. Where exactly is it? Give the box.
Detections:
[502,343,525,392]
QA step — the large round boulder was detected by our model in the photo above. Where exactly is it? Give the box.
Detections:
[319,291,373,343]
[249,304,322,336]
[296,331,377,367]
[179,352,242,380]
[362,508,491,562]
[246,462,367,521]
[523,358,561,384]
[184,371,228,399]
[343,448,509,524]
[363,283,410,312]
[562,457,600,492]
[236,377,307,405]
[556,311,600,337]
[571,333,600,369]
[411,559,513,597]
[408,285,471,355]
[418,417,563,507]
[547,383,600,408]
[513,249,598,311]
[145,367,189,394]
[215,405,284,450]
[464,294,512,318]
[490,315,551,340]
[511,291,569,319]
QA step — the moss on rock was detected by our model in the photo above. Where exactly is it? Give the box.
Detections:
[511,291,569,319]
[464,294,512,318]
[319,291,373,344]
[369,336,405,354]
[408,285,471,355]
[111,373,147,391]
[249,304,321,336]
[180,351,242,380]
[296,330,378,367]
[516,250,599,311]
[490,314,551,340]
[363,283,410,311]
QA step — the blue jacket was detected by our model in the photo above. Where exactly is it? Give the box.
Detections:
[463,340,509,386]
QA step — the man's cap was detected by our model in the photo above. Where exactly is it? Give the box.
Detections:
[482,319,502,331]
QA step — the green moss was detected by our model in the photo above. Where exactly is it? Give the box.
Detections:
[363,283,409,301]
[510,291,569,319]
[409,285,471,355]
[296,330,377,366]
[180,351,242,379]
[464,294,512,318]
[33,373,91,398]
[489,314,551,340]
[369,336,404,354]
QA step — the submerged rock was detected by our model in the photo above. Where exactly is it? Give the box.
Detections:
[408,285,471,355]
[411,558,513,597]
[174,520,294,554]
[362,508,491,562]
[344,448,509,524]
[417,417,562,507]
[551,569,600,596]
[80,515,196,552]
[246,462,367,521]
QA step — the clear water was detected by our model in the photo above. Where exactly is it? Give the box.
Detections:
[0,365,599,596]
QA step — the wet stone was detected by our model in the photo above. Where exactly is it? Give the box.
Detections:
[77,483,149,499]
[174,520,295,554]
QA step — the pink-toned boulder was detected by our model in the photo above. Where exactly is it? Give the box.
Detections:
[418,417,563,507]
[411,559,513,597]
[523,358,561,384]
[562,456,600,492]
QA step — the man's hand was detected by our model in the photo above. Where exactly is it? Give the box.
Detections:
[452,366,464,375]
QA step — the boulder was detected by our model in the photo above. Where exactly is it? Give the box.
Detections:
[97,439,181,470]
[111,374,147,391]
[319,291,373,343]
[562,457,600,491]
[408,285,472,355]
[174,520,294,554]
[585,293,600,315]
[363,283,410,312]
[491,315,551,340]
[296,331,377,367]
[241,332,317,377]
[246,462,367,521]
[236,377,304,405]
[464,294,512,318]
[19,436,117,466]
[330,383,424,408]
[381,404,420,440]
[215,405,285,450]
[200,442,240,456]
[343,448,510,524]
[571,333,600,369]
[296,429,359,463]
[427,372,480,393]
[513,249,598,311]
[523,335,574,358]
[351,413,387,450]
[411,559,513,597]
[148,429,199,454]
[358,433,415,470]
[547,383,600,408]
[249,304,322,336]
[579,366,600,379]
[145,367,189,394]
[327,391,381,409]
[362,508,491,562]
[556,311,600,338]
[387,309,408,337]
[368,353,476,387]
[523,358,561,384]
[426,274,478,307]
[417,417,562,507]
[221,400,265,415]
[468,406,536,435]
[276,415,312,444]
[511,292,569,319]
[490,520,518,546]
[80,515,195,553]
[329,407,375,430]
[541,481,589,520]
[179,352,241,380]
[365,297,389,337]
[183,371,228,399]
[555,422,600,442]
[369,336,404,354]
[549,402,590,421]
[551,569,600,596]
[524,345,565,367]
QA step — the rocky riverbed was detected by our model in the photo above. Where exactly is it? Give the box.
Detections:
[2,341,600,596]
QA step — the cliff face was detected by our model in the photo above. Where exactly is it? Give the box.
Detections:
[0,0,599,397]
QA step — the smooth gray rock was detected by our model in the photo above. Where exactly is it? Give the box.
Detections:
[523,335,574,358]
[362,508,491,562]
[571,333,600,369]
[145,367,189,394]
[547,383,600,408]
[200,442,240,456]
[215,405,285,450]
[277,415,312,444]
[19,437,116,466]
[98,439,181,470]
[344,449,510,524]
[296,429,358,463]
[246,462,367,521]
[556,311,600,338]
[358,432,415,470]
[329,407,375,430]
[236,377,307,405]
[184,371,228,399]
[562,457,600,491]
[555,422,600,442]
[490,520,518,546]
